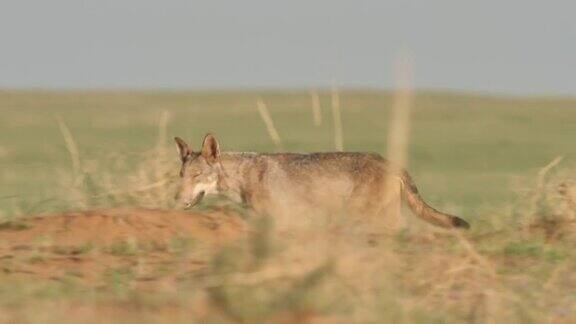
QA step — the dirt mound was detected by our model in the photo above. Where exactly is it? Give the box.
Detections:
[0,208,247,286]
[0,208,246,246]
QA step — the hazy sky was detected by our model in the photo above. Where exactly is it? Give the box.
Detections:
[0,0,574,95]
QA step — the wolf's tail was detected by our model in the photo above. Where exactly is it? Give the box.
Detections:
[400,171,470,229]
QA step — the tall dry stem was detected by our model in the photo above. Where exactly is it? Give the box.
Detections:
[386,53,413,169]
[57,116,81,179]
[154,110,171,179]
[156,110,171,152]
[383,53,413,230]
[256,98,283,151]
[331,80,343,151]
[309,89,322,126]
[522,156,563,231]
[57,116,87,208]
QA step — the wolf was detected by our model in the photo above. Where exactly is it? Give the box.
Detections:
[174,134,470,230]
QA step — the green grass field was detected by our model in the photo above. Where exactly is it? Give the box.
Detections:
[1,90,575,218]
[1,90,576,323]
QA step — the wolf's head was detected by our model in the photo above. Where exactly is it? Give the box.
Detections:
[174,134,227,208]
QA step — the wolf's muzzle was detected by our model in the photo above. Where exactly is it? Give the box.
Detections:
[184,191,205,209]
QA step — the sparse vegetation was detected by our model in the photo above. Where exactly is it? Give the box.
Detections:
[0,90,575,322]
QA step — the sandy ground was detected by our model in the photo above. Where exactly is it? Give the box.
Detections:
[0,208,247,287]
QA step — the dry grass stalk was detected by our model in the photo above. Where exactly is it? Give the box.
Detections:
[536,156,563,191]
[156,110,170,153]
[154,111,171,199]
[56,116,88,208]
[256,98,283,150]
[386,53,413,169]
[382,53,413,229]
[523,156,563,231]
[558,182,576,221]
[309,89,322,126]
[90,178,172,199]
[331,80,343,151]
[56,116,81,179]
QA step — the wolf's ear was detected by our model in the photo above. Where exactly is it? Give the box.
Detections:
[174,137,192,162]
[201,133,220,164]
